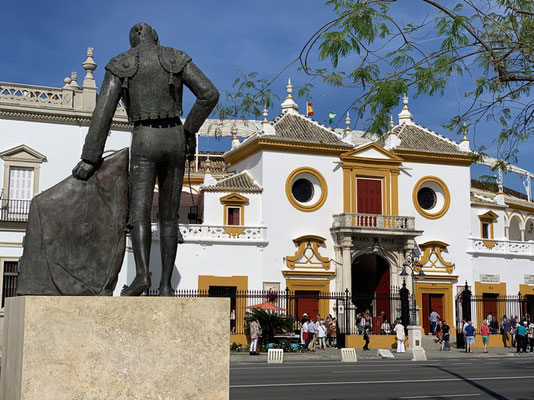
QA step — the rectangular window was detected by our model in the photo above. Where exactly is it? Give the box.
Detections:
[2,261,19,308]
[227,207,241,226]
[8,167,34,200]
[482,222,490,239]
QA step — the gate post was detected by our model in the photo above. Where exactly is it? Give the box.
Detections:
[400,280,410,328]
[461,281,472,322]
[344,288,350,335]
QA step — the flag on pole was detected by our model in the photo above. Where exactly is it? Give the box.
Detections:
[306,102,314,117]
[328,110,337,125]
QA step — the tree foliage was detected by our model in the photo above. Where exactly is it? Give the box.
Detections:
[219,1,534,163]
[244,309,294,345]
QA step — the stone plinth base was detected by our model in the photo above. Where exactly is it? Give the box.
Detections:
[408,325,423,349]
[1,296,229,400]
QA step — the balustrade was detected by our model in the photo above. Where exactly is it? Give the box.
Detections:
[332,213,415,230]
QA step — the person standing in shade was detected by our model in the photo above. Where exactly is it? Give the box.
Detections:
[393,320,406,353]
[317,320,327,349]
[501,316,512,348]
[464,321,475,353]
[306,318,316,350]
[363,320,372,350]
[480,319,490,353]
[441,320,451,351]
[429,309,440,335]
[487,312,493,324]
[516,321,528,353]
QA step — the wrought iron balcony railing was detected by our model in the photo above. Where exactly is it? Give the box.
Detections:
[0,199,31,222]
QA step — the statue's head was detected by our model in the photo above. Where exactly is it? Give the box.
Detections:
[129,23,160,47]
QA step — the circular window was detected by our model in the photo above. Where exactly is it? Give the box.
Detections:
[417,187,437,210]
[412,176,450,219]
[285,167,328,212]
[292,178,314,203]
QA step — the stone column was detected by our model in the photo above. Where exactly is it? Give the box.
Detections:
[341,236,353,292]
[334,245,342,292]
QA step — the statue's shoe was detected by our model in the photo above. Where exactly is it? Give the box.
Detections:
[120,276,151,296]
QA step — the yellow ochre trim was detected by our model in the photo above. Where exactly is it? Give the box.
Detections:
[412,176,451,220]
[519,284,534,296]
[474,281,506,329]
[285,278,331,317]
[224,137,349,165]
[393,150,473,166]
[414,281,454,331]
[416,241,454,274]
[286,235,331,270]
[285,167,328,212]
[221,193,248,235]
[282,270,336,277]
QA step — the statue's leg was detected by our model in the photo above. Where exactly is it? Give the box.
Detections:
[121,135,158,296]
[157,126,186,297]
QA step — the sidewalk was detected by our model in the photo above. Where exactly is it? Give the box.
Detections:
[230,345,531,363]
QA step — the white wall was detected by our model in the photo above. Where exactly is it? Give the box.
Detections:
[398,162,472,284]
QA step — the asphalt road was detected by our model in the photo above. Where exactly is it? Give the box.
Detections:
[230,357,534,400]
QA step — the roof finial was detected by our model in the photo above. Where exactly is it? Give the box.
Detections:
[231,124,240,150]
[344,112,351,132]
[69,71,80,89]
[63,76,72,88]
[281,78,299,114]
[398,93,413,124]
[389,115,395,130]
[459,123,471,151]
[262,105,269,123]
[82,47,97,89]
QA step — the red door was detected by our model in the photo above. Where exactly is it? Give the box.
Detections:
[295,290,319,321]
[375,267,391,330]
[422,293,444,334]
[482,293,498,321]
[357,179,382,214]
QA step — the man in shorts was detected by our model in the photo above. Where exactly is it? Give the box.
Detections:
[464,321,475,353]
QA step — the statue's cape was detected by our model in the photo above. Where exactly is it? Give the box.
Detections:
[17,149,129,296]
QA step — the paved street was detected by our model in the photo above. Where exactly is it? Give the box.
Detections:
[230,357,534,400]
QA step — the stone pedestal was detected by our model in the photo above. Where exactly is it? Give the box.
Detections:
[1,296,229,400]
[407,325,423,348]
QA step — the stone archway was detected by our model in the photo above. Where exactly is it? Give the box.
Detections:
[509,215,522,241]
[351,253,391,331]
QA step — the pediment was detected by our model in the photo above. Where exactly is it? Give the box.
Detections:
[478,211,499,220]
[219,192,249,204]
[340,142,403,163]
[0,144,46,163]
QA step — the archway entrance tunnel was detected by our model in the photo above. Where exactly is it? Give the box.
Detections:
[351,254,395,334]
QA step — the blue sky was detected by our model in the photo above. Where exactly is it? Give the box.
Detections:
[1,0,530,191]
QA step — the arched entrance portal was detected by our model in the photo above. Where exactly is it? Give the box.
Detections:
[352,254,391,333]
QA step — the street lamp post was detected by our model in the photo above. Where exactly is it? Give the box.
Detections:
[400,250,425,325]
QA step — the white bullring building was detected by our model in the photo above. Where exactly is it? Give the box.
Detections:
[1,48,534,338]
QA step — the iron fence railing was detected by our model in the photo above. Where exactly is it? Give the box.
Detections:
[0,199,31,222]
[146,288,413,338]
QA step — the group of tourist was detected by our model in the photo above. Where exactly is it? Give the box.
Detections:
[356,311,395,335]
[300,313,337,350]
[457,314,534,354]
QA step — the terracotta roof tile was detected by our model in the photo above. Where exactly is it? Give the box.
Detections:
[392,123,465,156]
[203,171,262,192]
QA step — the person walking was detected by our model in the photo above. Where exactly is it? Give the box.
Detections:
[464,321,475,353]
[363,321,371,350]
[394,320,406,353]
[301,317,309,347]
[317,321,327,349]
[441,320,451,351]
[501,316,512,348]
[516,321,528,353]
[480,319,490,353]
[249,317,261,355]
[429,309,440,335]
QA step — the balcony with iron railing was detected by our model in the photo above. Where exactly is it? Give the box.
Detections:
[0,199,31,222]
